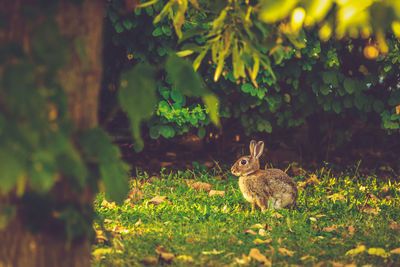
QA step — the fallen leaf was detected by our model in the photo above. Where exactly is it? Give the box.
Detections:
[201,249,225,255]
[307,174,319,185]
[327,193,345,202]
[92,247,113,257]
[258,229,267,236]
[345,245,366,256]
[235,254,250,265]
[344,264,357,267]
[176,255,193,263]
[94,229,108,244]
[244,229,257,235]
[250,223,265,229]
[390,248,400,254]
[309,217,317,222]
[190,181,213,192]
[367,193,380,202]
[159,252,175,263]
[367,248,390,258]
[271,212,283,218]
[322,226,337,232]
[104,218,120,224]
[208,190,225,197]
[362,206,380,214]
[140,257,158,265]
[112,225,129,234]
[101,199,116,209]
[300,255,316,262]
[135,218,141,226]
[249,248,271,266]
[315,214,326,218]
[330,262,344,267]
[253,238,272,245]
[278,247,295,256]
[148,196,167,205]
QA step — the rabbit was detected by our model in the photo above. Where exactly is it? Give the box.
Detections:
[231,140,297,212]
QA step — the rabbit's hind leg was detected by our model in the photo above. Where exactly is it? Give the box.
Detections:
[256,198,268,213]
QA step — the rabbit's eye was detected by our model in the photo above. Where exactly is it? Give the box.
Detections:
[240,159,247,165]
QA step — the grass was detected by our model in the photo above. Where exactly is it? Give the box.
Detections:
[92,164,400,266]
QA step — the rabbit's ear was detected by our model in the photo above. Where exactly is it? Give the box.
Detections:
[249,140,257,157]
[254,141,264,159]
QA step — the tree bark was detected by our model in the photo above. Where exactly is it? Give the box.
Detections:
[0,0,104,266]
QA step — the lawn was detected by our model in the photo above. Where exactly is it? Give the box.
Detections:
[92,164,400,266]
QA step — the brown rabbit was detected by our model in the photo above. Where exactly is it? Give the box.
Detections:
[231,140,297,212]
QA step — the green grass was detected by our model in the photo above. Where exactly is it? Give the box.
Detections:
[92,165,400,266]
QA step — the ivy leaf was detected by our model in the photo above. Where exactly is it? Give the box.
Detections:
[122,19,133,30]
[373,100,384,113]
[119,63,157,150]
[152,27,163,37]
[343,78,356,94]
[159,125,175,138]
[332,101,342,114]
[241,83,254,93]
[114,22,124,33]
[30,151,56,192]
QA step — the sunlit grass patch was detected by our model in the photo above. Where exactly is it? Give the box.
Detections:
[92,166,400,266]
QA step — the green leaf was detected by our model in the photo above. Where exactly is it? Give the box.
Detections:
[322,71,339,87]
[159,125,175,138]
[241,83,254,93]
[119,64,157,148]
[152,27,163,37]
[171,90,184,103]
[259,0,297,23]
[149,126,160,139]
[343,78,356,94]
[166,54,207,97]
[0,149,24,194]
[320,86,331,95]
[122,19,133,30]
[332,101,342,114]
[114,22,124,33]
[29,151,56,192]
[202,94,220,127]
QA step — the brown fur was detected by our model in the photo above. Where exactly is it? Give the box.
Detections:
[231,141,297,211]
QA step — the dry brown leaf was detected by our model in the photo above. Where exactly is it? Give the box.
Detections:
[271,212,283,218]
[362,206,380,214]
[278,247,295,256]
[309,217,317,222]
[250,223,265,229]
[104,219,120,224]
[390,248,400,254]
[327,193,345,201]
[307,174,319,185]
[322,226,337,232]
[389,221,400,231]
[245,229,257,235]
[190,181,213,192]
[234,254,250,265]
[330,262,344,267]
[367,193,380,202]
[112,226,129,234]
[208,190,225,197]
[148,196,167,205]
[345,264,357,267]
[159,252,175,263]
[140,257,158,265]
[135,218,141,226]
[253,238,272,245]
[101,199,116,209]
[249,248,271,266]
[315,214,326,218]
[94,229,108,244]
[259,229,267,236]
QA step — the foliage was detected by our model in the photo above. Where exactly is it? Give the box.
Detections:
[92,166,400,266]
[104,0,400,149]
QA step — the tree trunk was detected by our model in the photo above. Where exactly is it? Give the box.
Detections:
[0,0,104,266]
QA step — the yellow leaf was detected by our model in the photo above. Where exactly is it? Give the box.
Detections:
[367,248,390,258]
[202,94,220,127]
[176,50,194,57]
[253,238,273,245]
[250,223,265,229]
[148,195,167,204]
[176,255,194,263]
[396,105,400,115]
[309,217,317,222]
[101,199,116,209]
[345,245,366,256]
[245,229,258,235]
[390,248,400,254]
[249,248,271,266]
[278,247,295,256]
[208,190,225,197]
